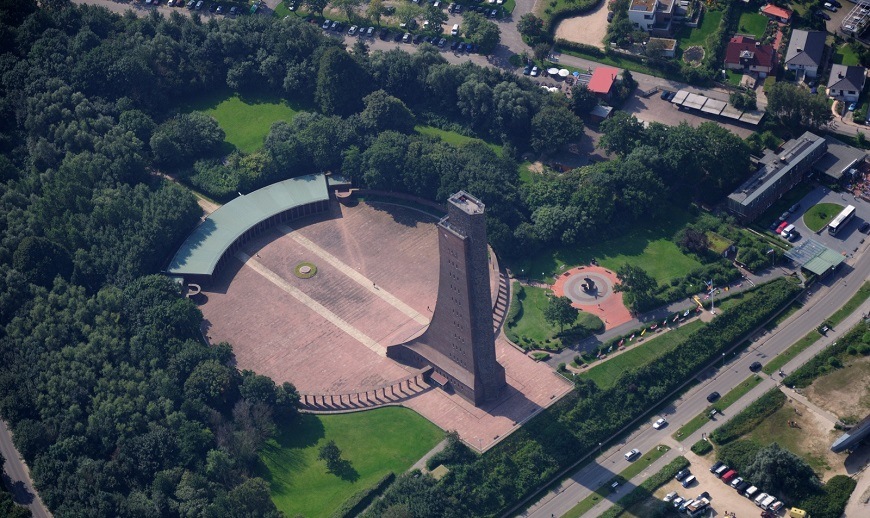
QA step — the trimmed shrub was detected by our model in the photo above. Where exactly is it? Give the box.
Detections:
[691,439,713,455]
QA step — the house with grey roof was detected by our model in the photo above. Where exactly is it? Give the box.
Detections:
[784,30,826,79]
[827,64,867,103]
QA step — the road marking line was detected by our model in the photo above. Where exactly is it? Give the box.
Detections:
[278,224,429,325]
[237,251,386,356]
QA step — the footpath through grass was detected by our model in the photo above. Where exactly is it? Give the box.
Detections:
[580,320,704,389]
[183,91,304,154]
[672,375,763,441]
[562,445,672,518]
[764,281,870,374]
[510,209,701,284]
[258,407,443,518]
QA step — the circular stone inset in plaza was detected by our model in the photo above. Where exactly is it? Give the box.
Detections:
[294,262,317,279]
[562,272,613,304]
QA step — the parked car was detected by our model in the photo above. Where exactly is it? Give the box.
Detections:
[731,476,744,488]
[653,418,667,429]
[413,34,425,44]
[348,25,357,35]
[735,480,751,493]
[860,222,870,233]
[789,203,801,213]
[530,66,539,76]
[672,496,684,508]
[849,102,857,111]
[624,448,641,461]
[367,26,375,36]
[815,10,830,20]
[830,0,842,7]
[664,491,678,502]
[523,64,532,75]
[229,5,237,14]
[750,361,762,372]
[709,461,723,473]
[707,391,720,403]
[697,491,711,500]
[824,2,837,12]
[393,32,403,42]
[322,19,331,29]
[379,28,390,40]
[438,38,446,47]
[660,89,672,100]
[402,32,411,43]
[681,475,697,488]
[607,11,615,22]
[675,469,691,481]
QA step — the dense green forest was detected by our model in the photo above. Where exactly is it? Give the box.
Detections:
[0,1,760,516]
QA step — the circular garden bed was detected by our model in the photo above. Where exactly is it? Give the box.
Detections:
[294,262,318,279]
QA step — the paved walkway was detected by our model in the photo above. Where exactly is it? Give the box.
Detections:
[237,251,387,356]
[278,224,429,325]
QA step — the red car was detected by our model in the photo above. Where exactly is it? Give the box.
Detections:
[721,469,738,484]
[776,221,789,234]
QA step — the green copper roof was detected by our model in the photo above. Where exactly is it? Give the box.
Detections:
[167,174,328,277]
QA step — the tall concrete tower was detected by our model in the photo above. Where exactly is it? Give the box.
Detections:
[387,191,506,405]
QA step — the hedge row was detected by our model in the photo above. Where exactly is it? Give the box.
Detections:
[598,456,691,518]
[783,322,869,388]
[709,389,786,445]
[798,475,857,518]
[330,472,396,518]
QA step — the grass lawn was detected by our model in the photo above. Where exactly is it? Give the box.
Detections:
[510,209,702,284]
[191,92,303,153]
[274,1,292,17]
[737,12,769,39]
[562,445,671,518]
[673,375,763,441]
[675,9,722,48]
[415,125,503,156]
[519,161,537,186]
[725,69,743,86]
[580,320,704,389]
[833,44,861,66]
[507,285,602,350]
[258,408,443,518]
[803,203,845,232]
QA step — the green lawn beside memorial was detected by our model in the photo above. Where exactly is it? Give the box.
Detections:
[258,408,443,518]
[510,209,702,284]
[188,92,303,153]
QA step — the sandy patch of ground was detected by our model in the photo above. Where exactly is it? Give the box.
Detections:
[805,356,870,422]
[748,398,846,481]
[554,2,610,49]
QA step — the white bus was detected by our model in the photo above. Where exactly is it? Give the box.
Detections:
[828,204,856,235]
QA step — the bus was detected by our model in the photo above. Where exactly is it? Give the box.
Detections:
[828,204,856,235]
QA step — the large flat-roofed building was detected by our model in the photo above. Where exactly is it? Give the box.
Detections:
[727,132,826,222]
[166,174,330,286]
[628,0,676,36]
[387,191,506,406]
[813,136,867,182]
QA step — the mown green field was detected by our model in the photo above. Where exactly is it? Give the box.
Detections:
[415,125,503,155]
[507,285,603,350]
[196,93,303,153]
[511,209,702,284]
[803,203,845,232]
[258,408,443,518]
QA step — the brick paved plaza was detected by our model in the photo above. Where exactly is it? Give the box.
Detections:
[199,201,572,450]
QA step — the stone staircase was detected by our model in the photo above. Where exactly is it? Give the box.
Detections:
[492,269,511,336]
[299,368,432,413]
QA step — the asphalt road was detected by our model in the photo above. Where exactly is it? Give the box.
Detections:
[0,420,51,518]
[521,241,870,518]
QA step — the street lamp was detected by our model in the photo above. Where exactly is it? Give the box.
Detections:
[721,353,726,369]
[598,442,603,456]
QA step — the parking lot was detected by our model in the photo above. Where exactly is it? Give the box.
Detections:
[782,186,870,256]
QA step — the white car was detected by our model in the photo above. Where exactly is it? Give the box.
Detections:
[530,66,539,77]
[653,418,667,429]
[664,491,678,502]
[624,448,641,461]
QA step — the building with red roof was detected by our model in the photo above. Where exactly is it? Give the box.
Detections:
[588,66,621,99]
[760,4,792,23]
[724,36,777,78]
